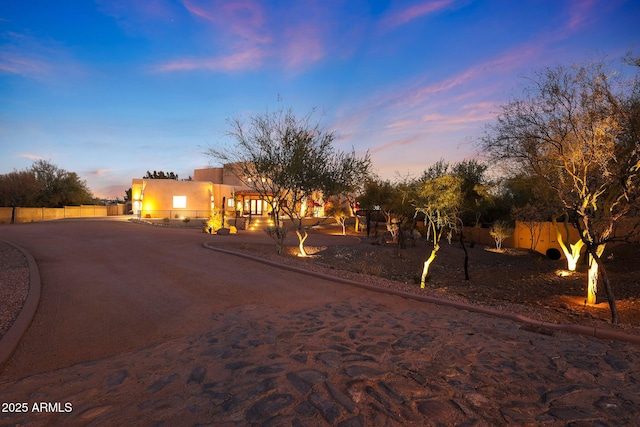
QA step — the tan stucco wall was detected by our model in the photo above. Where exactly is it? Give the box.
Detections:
[131,179,236,219]
[132,179,214,218]
[194,165,251,190]
[194,168,223,183]
[0,207,13,223]
[8,206,111,223]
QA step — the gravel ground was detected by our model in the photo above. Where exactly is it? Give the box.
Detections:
[0,242,29,340]
[208,240,640,337]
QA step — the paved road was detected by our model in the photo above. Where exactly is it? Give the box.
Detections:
[1,220,640,426]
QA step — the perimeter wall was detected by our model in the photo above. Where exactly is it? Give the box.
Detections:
[0,204,126,224]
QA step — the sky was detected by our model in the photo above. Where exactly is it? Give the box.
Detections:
[1,0,638,199]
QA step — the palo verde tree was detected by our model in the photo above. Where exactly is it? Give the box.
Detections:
[207,106,370,256]
[481,57,640,323]
[413,162,466,287]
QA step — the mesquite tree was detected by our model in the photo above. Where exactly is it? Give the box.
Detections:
[208,107,370,255]
[481,58,640,323]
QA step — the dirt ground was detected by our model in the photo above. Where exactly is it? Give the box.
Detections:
[217,224,640,334]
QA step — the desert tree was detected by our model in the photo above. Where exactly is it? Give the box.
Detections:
[320,147,372,233]
[481,58,640,323]
[414,167,465,287]
[451,159,492,226]
[551,212,585,271]
[207,106,370,256]
[1,160,95,208]
[356,177,395,237]
[0,169,40,208]
[324,195,351,235]
[489,220,513,250]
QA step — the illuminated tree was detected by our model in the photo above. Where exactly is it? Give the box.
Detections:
[324,196,351,235]
[414,172,464,287]
[481,58,640,323]
[207,106,370,255]
[551,213,585,271]
[489,221,513,250]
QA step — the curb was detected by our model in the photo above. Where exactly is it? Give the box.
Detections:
[203,242,640,345]
[0,240,42,368]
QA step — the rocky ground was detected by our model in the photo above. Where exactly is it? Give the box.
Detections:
[0,242,29,340]
[214,226,640,336]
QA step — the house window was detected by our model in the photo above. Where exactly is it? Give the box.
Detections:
[173,196,187,208]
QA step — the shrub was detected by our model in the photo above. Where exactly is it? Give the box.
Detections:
[182,217,191,224]
[206,209,223,232]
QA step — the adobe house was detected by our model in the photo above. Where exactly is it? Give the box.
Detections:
[131,163,266,219]
[131,162,325,220]
[130,178,234,219]
[194,164,271,216]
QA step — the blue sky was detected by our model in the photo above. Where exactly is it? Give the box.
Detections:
[1,0,638,199]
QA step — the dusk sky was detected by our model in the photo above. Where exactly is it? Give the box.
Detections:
[1,1,638,199]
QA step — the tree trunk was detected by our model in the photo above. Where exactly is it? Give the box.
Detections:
[420,245,439,288]
[586,244,605,304]
[552,218,584,271]
[588,245,618,323]
[459,230,469,280]
[366,210,371,237]
[397,227,406,257]
[296,229,309,257]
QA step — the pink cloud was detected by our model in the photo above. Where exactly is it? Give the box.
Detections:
[0,51,52,76]
[281,24,325,70]
[371,135,421,154]
[381,0,454,30]
[0,32,83,80]
[155,46,265,72]
[566,0,598,30]
[181,0,270,44]
[17,153,44,161]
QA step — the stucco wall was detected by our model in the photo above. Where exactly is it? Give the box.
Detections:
[194,167,223,183]
[131,179,236,219]
[132,179,206,218]
[6,205,114,224]
[0,207,13,224]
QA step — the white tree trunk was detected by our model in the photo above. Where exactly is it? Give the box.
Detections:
[420,245,439,288]
[552,220,584,271]
[296,229,309,257]
[586,244,605,304]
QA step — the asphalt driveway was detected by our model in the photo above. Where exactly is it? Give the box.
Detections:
[0,220,366,380]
